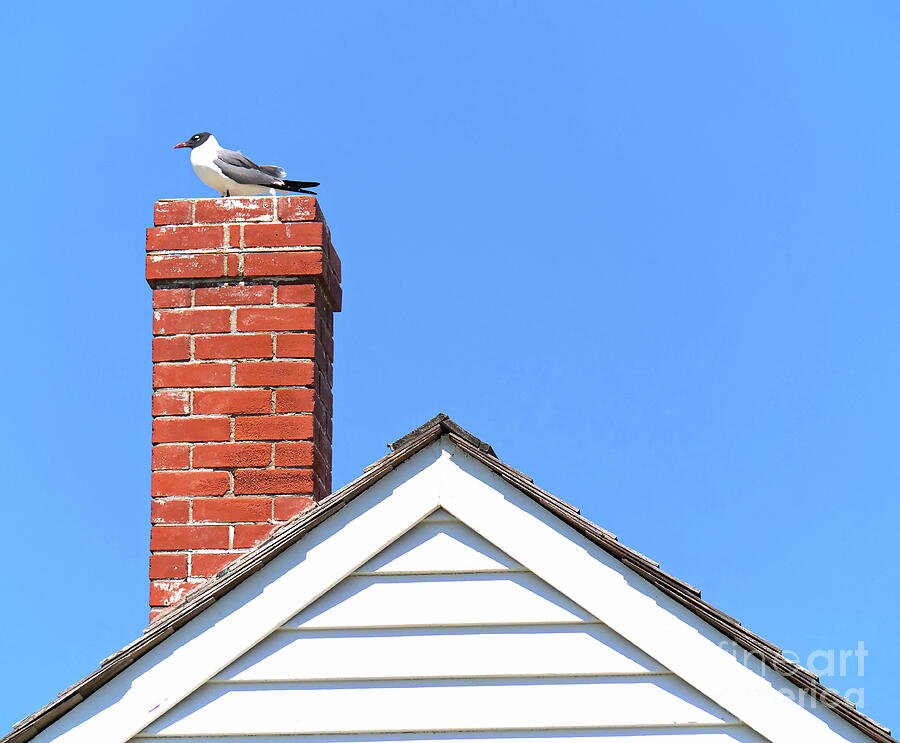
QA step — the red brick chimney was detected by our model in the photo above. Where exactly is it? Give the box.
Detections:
[145,196,341,619]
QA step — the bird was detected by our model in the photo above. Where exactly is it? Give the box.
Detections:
[173,132,319,197]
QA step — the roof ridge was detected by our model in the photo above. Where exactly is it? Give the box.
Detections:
[389,413,497,457]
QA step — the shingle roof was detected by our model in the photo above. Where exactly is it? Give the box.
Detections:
[4,414,894,743]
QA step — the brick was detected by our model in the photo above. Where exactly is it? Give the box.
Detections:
[243,250,323,278]
[154,200,193,226]
[146,224,225,251]
[146,253,226,281]
[152,417,230,443]
[277,284,316,304]
[151,470,230,497]
[274,495,315,520]
[243,222,324,248]
[235,361,313,387]
[233,523,279,549]
[153,288,191,308]
[193,389,271,415]
[193,442,270,468]
[311,433,332,469]
[226,224,241,247]
[237,306,315,332]
[152,444,191,470]
[152,390,191,416]
[152,335,191,362]
[234,468,314,494]
[275,334,315,359]
[327,244,342,281]
[194,197,274,224]
[194,334,272,360]
[275,441,314,467]
[313,414,332,444]
[318,323,334,361]
[275,388,315,413]
[226,254,240,276]
[149,579,204,607]
[315,379,333,415]
[235,415,313,441]
[276,196,317,222]
[190,552,239,577]
[150,499,190,524]
[150,525,230,550]
[193,497,273,523]
[154,308,231,335]
[320,270,342,311]
[153,363,231,389]
[149,553,188,579]
[195,285,273,306]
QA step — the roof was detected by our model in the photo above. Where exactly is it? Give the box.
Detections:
[4,413,894,743]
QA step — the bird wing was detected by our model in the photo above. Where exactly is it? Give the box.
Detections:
[214,149,283,185]
[258,164,287,178]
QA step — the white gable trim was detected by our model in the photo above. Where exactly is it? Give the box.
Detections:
[32,442,447,743]
[32,436,873,743]
[437,439,871,743]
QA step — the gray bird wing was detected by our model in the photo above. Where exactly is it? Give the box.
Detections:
[214,149,285,185]
[258,164,287,178]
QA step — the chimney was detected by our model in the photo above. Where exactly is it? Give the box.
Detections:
[145,196,341,619]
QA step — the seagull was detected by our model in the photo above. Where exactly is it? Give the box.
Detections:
[173,132,319,197]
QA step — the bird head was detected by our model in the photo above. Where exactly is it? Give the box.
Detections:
[173,132,212,149]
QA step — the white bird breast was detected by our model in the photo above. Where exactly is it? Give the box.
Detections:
[190,137,272,196]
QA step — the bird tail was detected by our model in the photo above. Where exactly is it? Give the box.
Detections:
[277,179,320,195]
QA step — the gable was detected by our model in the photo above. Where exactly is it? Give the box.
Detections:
[17,432,888,743]
[136,512,751,740]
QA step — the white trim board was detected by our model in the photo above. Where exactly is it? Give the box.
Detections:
[130,731,770,743]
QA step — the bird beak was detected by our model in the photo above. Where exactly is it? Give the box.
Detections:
[173,142,188,149]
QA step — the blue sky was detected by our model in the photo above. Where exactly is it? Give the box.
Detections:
[1,0,898,734]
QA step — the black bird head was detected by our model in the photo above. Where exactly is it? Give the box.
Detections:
[173,132,212,149]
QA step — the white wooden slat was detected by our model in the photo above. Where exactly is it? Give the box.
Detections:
[142,677,738,736]
[213,625,665,681]
[282,573,595,629]
[134,726,768,742]
[356,520,523,574]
